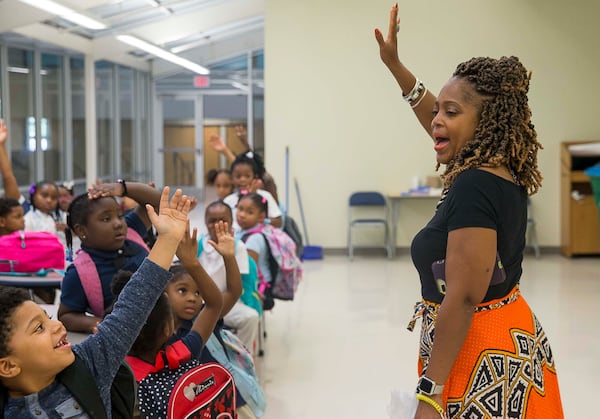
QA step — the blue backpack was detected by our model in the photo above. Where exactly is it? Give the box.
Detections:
[205,327,266,417]
[197,238,263,315]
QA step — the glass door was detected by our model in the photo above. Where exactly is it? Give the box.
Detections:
[160,96,203,190]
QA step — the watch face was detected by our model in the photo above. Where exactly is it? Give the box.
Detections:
[419,377,434,394]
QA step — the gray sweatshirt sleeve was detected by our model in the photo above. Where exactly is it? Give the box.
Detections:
[72,258,172,411]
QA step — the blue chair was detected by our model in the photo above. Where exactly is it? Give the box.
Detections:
[347,191,391,259]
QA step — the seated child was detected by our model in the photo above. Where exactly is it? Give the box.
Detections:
[235,193,273,287]
[223,151,282,229]
[207,168,234,200]
[208,127,279,204]
[198,200,259,352]
[0,187,191,418]
[57,182,74,224]
[58,180,162,333]
[57,182,78,258]
[23,180,65,246]
[167,218,263,419]
[0,197,60,304]
[0,198,25,236]
[116,222,223,418]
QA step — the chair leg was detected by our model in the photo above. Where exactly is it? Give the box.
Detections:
[385,224,392,259]
[258,313,266,357]
[348,226,354,260]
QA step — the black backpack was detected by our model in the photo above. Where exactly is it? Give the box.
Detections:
[283,214,303,258]
[1,355,136,419]
[61,356,136,419]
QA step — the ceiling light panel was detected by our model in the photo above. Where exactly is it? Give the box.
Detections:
[18,0,108,30]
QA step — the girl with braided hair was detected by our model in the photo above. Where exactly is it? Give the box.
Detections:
[375,4,562,419]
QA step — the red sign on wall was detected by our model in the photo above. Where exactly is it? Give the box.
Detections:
[193,75,210,88]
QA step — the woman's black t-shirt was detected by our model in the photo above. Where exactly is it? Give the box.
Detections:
[410,169,527,304]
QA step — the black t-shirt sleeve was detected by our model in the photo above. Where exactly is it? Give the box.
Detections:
[445,170,500,232]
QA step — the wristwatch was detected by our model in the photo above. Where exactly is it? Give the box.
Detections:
[417,376,444,396]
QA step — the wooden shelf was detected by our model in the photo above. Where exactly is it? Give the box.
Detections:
[571,171,591,183]
[561,141,600,256]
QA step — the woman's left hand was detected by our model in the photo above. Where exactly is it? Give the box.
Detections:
[414,395,445,419]
[374,3,401,69]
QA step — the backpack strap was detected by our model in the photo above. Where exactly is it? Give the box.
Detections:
[58,355,108,419]
[73,251,104,318]
[110,361,137,419]
[126,228,150,252]
[74,228,150,317]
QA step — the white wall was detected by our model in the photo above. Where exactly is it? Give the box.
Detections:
[264,0,600,248]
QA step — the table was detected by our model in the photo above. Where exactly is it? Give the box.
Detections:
[387,193,442,258]
[0,271,63,287]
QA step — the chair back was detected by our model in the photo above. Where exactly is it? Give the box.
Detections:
[349,192,386,207]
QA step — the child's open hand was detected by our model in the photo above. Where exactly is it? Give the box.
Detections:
[176,220,199,265]
[207,221,235,258]
[147,187,190,242]
[208,134,227,153]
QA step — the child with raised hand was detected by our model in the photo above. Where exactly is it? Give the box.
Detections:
[0,187,191,418]
[118,221,223,418]
[195,201,259,352]
[167,217,240,339]
[224,151,282,229]
[235,192,273,286]
[167,215,264,419]
[58,180,162,333]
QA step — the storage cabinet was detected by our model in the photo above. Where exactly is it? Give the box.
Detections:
[560,141,600,256]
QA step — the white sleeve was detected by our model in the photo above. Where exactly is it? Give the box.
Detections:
[223,193,238,208]
[259,190,282,218]
[235,241,250,274]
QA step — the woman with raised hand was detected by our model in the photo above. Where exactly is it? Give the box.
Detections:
[375,4,563,419]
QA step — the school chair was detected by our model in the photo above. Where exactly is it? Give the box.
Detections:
[347,191,392,260]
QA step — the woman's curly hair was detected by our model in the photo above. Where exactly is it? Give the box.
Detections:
[440,56,543,195]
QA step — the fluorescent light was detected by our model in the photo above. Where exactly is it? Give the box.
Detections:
[231,82,248,92]
[18,0,107,30]
[117,35,210,75]
[6,67,48,76]
[7,66,30,74]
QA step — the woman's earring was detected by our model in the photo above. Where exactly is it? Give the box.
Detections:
[81,235,86,240]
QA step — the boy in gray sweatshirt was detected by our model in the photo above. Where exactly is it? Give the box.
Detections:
[0,187,190,418]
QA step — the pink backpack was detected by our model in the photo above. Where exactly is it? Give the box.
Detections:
[73,229,149,317]
[243,224,303,301]
[0,231,65,274]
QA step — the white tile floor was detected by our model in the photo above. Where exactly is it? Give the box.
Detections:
[254,253,600,419]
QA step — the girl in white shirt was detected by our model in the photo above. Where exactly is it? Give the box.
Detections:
[24,180,66,246]
[223,151,282,229]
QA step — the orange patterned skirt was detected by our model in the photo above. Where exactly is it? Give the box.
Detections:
[409,287,564,418]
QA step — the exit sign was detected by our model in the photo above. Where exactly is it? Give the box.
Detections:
[193,75,210,88]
